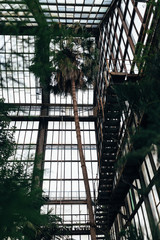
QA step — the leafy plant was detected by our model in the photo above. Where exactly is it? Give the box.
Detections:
[114,50,160,170]
[119,225,143,240]
[0,99,70,240]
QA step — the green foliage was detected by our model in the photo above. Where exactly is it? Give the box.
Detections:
[0,99,15,165]
[119,225,143,240]
[114,51,160,168]
[50,24,99,95]
[30,23,99,94]
[29,25,52,88]
[151,221,160,240]
[0,99,70,240]
[0,162,41,239]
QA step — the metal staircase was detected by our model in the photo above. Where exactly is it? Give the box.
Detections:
[95,73,139,236]
[96,84,121,236]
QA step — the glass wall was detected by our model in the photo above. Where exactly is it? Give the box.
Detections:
[0,33,99,239]
[42,121,99,229]
[96,0,160,239]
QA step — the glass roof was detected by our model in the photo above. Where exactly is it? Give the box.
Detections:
[0,0,113,29]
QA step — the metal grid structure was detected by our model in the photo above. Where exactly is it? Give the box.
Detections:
[0,32,99,239]
[0,0,112,29]
[42,120,99,227]
[96,0,160,239]
[0,0,160,239]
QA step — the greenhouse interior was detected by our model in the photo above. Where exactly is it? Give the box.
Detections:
[0,0,160,239]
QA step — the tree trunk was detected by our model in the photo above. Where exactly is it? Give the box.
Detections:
[71,78,97,240]
[33,88,49,190]
[32,33,50,190]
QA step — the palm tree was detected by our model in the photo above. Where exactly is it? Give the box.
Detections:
[50,24,98,240]
[30,23,98,240]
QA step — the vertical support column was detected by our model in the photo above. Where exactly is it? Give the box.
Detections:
[32,30,50,189]
[34,90,49,188]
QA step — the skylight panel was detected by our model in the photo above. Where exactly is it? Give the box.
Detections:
[75,13,80,17]
[99,6,108,12]
[67,19,73,23]
[1,3,12,9]
[28,17,37,22]
[2,0,23,2]
[83,6,91,12]
[103,0,112,3]
[94,19,101,23]
[66,0,75,3]
[74,18,80,22]
[6,17,15,21]
[82,13,89,18]
[75,6,82,11]
[19,4,29,10]
[76,0,84,4]
[85,0,94,4]
[58,6,65,11]
[80,19,87,23]
[47,0,56,3]
[0,0,113,28]
[57,0,65,3]
[39,0,47,2]
[97,13,103,18]
[0,11,8,16]
[46,18,53,22]
[88,19,94,23]
[90,13,96,18]
[59,13,65,17]
[48,5,58,11]
[50,12,58,17]
[44,12,51,17]
[17,11,30,16]
[94,0,103,4]
[60,19,66,22]
[66,6,74,12]
[137,2,146,18]
[92,6,99,12]
[66,13,74,18]
[42,5,50,11]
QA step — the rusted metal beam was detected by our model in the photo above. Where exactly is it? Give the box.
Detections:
[117,7,135,54]
[45,200,88,204]
[10,116,96,121]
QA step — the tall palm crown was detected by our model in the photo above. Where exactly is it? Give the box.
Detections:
[50,26,97,95]
[52,47,84,95]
